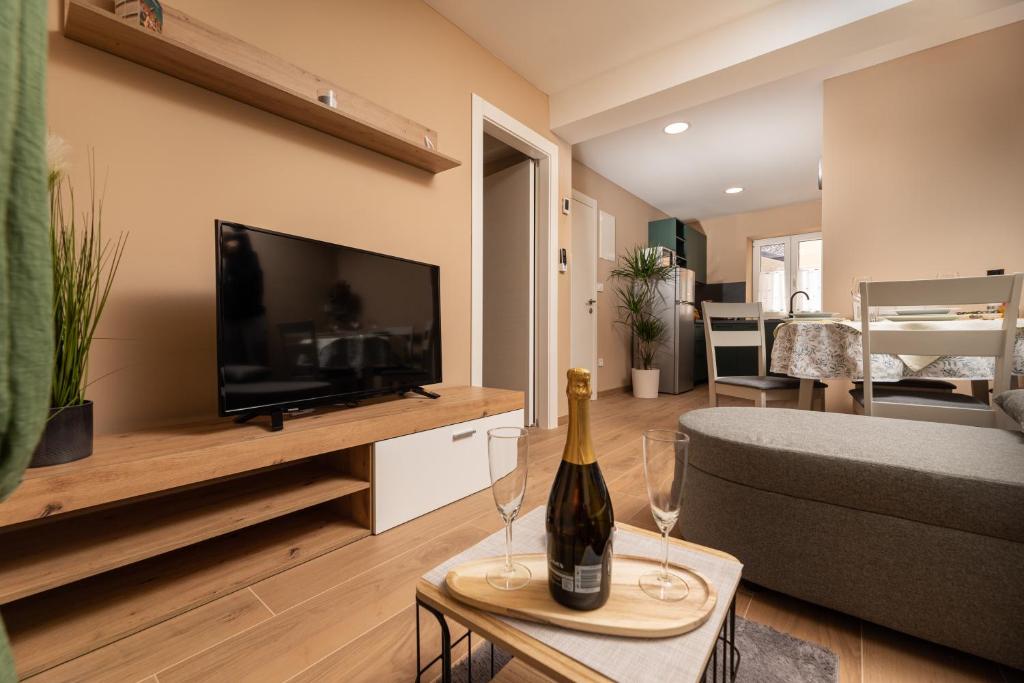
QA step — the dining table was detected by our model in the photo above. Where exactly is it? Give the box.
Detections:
[770,317,1024,409]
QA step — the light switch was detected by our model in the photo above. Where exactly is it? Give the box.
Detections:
[597,358,604,367]
[596,283,604,292]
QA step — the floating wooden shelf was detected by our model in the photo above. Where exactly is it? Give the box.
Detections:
[0,460,368,604]
[4,505,369,678]
[62,0,461,173]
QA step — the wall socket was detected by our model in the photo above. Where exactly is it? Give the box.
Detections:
[597,358,604,367]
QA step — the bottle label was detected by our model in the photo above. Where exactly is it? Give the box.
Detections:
[549,563,603,594]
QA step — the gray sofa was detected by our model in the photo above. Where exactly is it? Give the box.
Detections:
[679,407,1024,669]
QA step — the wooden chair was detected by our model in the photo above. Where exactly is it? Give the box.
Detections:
[702,302,827,409]
[853,273,1023,428]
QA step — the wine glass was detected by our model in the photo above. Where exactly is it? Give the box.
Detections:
[486,426,531,590]
[639,429,691,601]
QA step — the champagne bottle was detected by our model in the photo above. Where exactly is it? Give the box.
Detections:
[546,368,614,610]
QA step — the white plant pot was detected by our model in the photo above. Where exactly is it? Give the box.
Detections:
[631,368,660,399]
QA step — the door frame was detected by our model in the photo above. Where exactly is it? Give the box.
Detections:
[570,189,599,399]
[471,94,559,429]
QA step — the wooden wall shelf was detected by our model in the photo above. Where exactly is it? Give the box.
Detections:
[62,0,461,173]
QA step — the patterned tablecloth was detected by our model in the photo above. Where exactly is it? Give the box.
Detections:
[771,319,1024,381]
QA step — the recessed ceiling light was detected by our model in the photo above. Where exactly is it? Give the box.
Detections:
[724,187,744,194]
[663,121,690,135]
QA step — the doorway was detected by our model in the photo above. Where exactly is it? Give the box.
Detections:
[471,95,559,429]
[482,134,536,422]
[570,190,598,399]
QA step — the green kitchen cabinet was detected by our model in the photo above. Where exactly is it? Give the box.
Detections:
[648,218,681,254]
[648,218,707,282]
[683,224,707,283]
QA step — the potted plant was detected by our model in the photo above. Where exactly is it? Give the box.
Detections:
[30,138,127,467]
[610,245,672,399]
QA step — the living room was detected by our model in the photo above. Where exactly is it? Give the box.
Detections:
[1,1,1022,682]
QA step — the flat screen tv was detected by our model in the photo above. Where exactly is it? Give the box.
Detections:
[215,221,441,424]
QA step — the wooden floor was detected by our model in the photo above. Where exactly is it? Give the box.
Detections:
[21,390,1018,682]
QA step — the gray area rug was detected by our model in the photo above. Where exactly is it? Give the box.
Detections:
[449,616,838,682]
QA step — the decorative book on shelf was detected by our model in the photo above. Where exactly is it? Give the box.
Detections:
[63,0,460,173]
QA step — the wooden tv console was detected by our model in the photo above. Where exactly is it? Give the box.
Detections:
[0,386,522,678]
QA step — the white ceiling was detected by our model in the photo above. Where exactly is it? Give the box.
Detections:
[422,0,779,93]
[426,0,1024,220]
[573,77,823,219]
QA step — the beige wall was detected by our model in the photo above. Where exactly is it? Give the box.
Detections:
[701,199,822,292]
[821,20,1024,410]
[48,0,572,433]
[823,21,1024,317]
[572,161,669,392]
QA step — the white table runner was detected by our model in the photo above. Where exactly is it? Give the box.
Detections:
[424,506,743,683]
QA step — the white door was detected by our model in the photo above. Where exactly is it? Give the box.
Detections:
[570,190,598,398]
[483,160,536,424]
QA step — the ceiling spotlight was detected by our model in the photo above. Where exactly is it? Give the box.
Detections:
[724,187,744,194]
[663,121,690,135]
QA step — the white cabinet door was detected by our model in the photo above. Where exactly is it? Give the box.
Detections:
[373,409,525,533]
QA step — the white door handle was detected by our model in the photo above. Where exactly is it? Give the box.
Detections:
[452,428,476,441]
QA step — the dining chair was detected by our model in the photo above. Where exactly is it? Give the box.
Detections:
[853,273,1023,427]
[702,301,827,409]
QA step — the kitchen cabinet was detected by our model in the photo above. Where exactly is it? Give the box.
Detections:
[648,218,707,283]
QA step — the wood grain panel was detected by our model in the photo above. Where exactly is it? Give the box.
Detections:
[0,462,368,603]
[23,589,271,683]
[1,386,521,527]
[61,0,460,173]
[5,507,367,678]
[160,525,490,682]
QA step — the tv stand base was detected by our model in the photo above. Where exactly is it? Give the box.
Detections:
[407,386,441,399]
[234,408,284,432]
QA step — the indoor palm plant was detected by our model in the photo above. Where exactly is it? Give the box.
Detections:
[31,137,127,467]
[610,245,672,399]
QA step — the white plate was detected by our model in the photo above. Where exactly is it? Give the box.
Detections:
[792,311,839,319]
[894,309,951,316]
[883,314,958,322]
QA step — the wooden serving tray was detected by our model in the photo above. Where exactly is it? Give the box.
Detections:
[444,553,717,638]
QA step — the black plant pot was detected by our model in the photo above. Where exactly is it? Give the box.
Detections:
[30,401,94,468]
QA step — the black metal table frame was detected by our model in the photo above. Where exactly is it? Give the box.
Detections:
[415,596,740,682]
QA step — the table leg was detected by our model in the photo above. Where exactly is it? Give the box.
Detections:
[416,598,453,683]
[971,380,990,403]
[797,378,815,410]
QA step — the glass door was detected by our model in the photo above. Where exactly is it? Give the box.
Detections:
[752,232,823,315]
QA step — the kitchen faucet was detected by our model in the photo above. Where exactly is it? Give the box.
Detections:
[789,290,809,316]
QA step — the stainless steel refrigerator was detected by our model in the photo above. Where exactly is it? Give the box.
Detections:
[653,267,697,394]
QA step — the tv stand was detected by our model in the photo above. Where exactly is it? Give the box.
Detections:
[407,386,441,399]
[234,408,284,432]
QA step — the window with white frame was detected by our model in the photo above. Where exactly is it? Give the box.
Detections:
[752,232,823,315]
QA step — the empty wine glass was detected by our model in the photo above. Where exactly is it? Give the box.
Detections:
[640,429,691,601]
[487,426,530,590]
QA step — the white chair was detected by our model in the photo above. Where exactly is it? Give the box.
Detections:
[702,302,827,409]
[853,273,1023,427]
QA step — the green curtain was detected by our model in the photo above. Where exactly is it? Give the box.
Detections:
[0,0,51,680]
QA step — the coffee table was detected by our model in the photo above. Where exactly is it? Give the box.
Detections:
[414,507,743,682]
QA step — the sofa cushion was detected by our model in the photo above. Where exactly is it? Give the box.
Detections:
[716,376,826,390]
[680,407,1024,543]
[994,390,1024,431]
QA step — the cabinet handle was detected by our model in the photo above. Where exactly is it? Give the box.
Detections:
[452,428,476,441]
